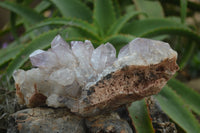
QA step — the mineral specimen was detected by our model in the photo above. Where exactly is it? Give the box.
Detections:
[13,35,179,116]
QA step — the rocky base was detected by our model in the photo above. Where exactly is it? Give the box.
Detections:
[6,97,179,133]
[7,108,85,133]
[7,108,132,133]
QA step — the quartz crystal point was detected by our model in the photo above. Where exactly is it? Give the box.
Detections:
[91,43,116,73]
[51,34,69,48]
[13,36,179,117]
[29,50,58,69]
[51,43,77,69]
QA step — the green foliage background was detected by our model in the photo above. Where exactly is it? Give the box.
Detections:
[0,0,200,132]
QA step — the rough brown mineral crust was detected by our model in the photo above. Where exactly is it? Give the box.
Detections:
[76,57,179,116]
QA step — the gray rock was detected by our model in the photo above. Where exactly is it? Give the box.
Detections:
[7,108,85,133]
[85,112,133,133]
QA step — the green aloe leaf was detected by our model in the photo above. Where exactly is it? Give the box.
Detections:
[141,27,200,43]
[128,99,155,133]
[121,18,186,36]
[121,18,200,42]
[179,42,196,69]
[94,0,116,36]
[0,45,24,67]
[27,18,99,40]
[0,33,34,68]
[155,86,200,133]
[133,0,164,18]
[168,78,200,115]
[107,11,146,36]
[50,0,92,23]
[0,1,44,24]
[163,0,200,13]
[180,0,188,23]
[34,0,51,13]
[112,0,121,19]
[10,12,18,40]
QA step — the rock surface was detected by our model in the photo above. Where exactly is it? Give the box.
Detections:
[7,108,132,133]
[13,36,179,116]
[7,108,85,133]
[85,112,133,133]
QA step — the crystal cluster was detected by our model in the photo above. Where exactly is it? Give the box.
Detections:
[115,38,177,67]
[13,36,178,110]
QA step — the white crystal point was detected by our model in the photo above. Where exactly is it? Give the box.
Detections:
[71,41,96,85]
[13,69,26,85]
[91,43,116,73]
[49,68,75,86]
[30,49,58,69]
[91,44,107,73]
[51,43,77,68]
[51,34,69,48]
[71,41,94,62]
[118,44,129,58]
[116,38,177,67]
[84,40,94,58]
[104,43,116,66]
[71,41,83,47]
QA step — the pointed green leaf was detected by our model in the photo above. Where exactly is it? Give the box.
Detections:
[133,0,164,18]
[94,0,116,36]
[34,1,51,13]
[27,18,99,40]
[10,12,18,40]
[121,18,186,36]
[128,99,155,133]
[162,0,200,12]
[141,27,200,43]
[121,18,200,43]
[180,0,188,23]
[107,11,146,36]
[0,45,24,67]
[168,78,200,115]
[179,42,196,69]
[112,0,121,19]
[155,86,200,133]
[0,1,44,24]
[0,33,34,67]
[50,0,92,23]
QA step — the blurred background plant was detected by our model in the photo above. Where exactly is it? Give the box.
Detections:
[0,0,200,132]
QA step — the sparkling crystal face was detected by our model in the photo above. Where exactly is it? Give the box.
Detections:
[13,35,178,115]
